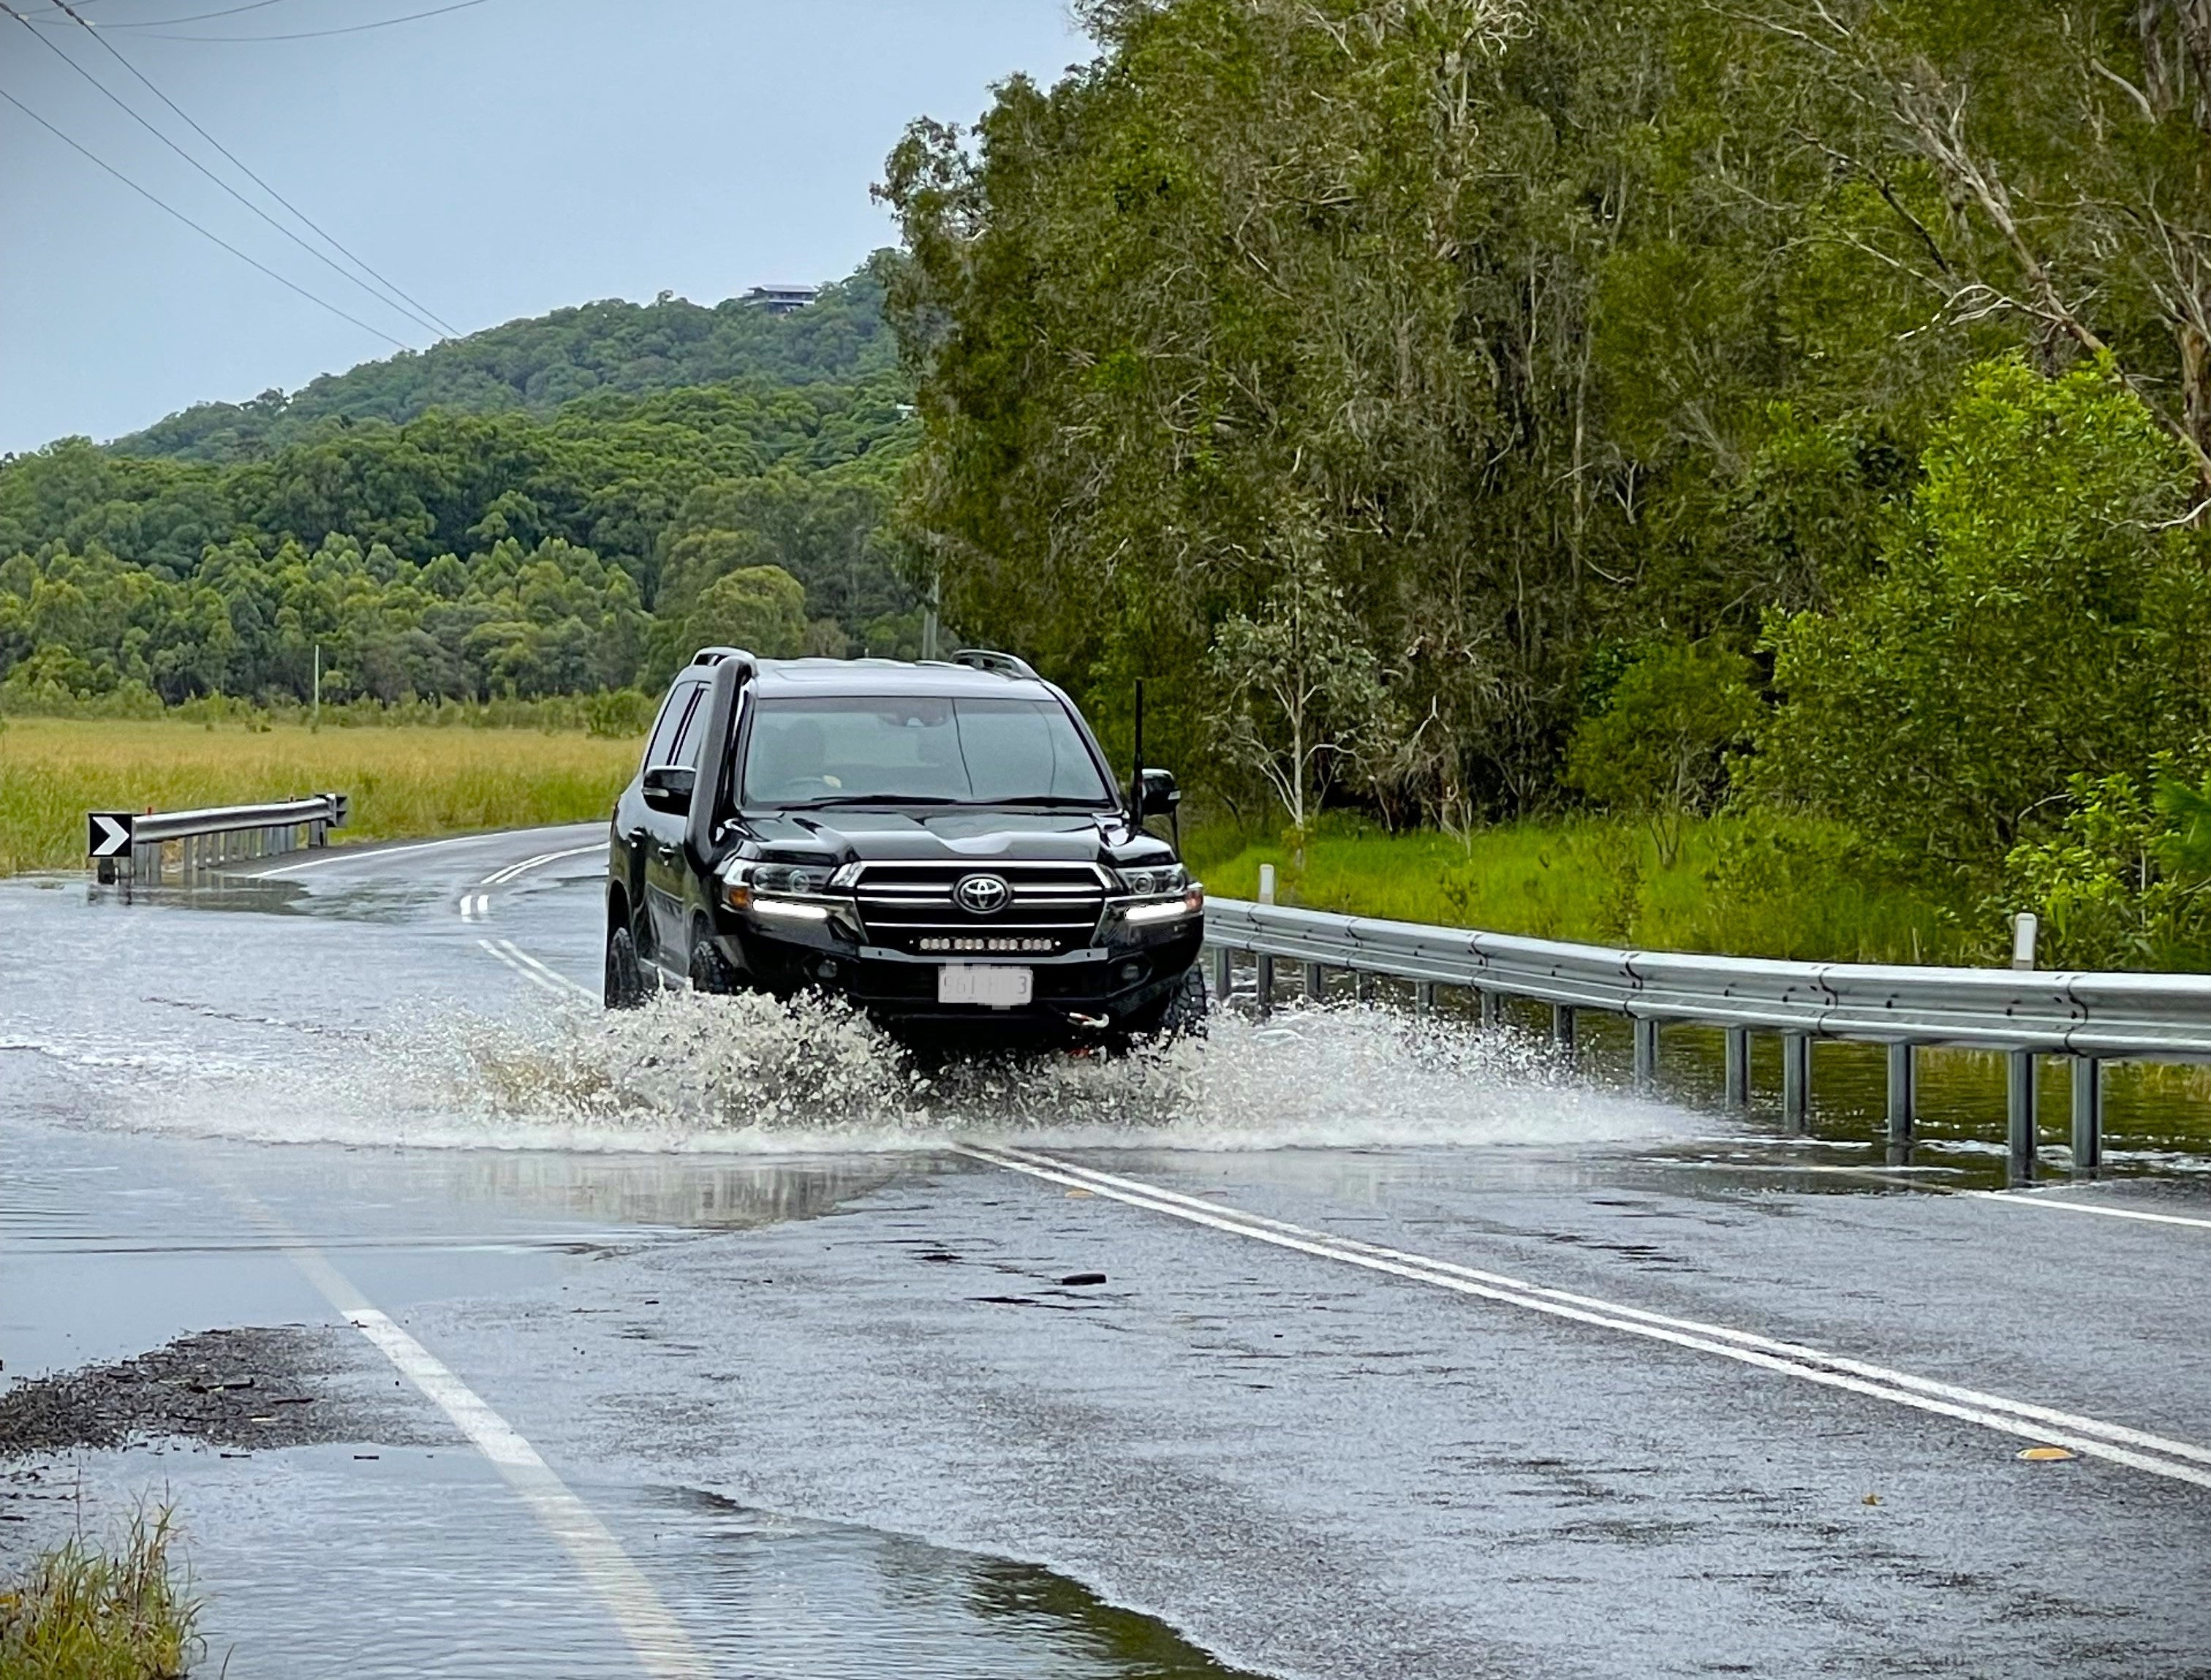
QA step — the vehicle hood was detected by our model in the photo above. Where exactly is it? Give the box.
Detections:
[738,809,1158,863]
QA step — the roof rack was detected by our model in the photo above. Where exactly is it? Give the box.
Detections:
[688,646,759,676]
[951,648,1040,681]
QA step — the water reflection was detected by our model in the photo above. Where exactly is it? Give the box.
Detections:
[407,1149,910,1232]
[1439,992,2211,1190]
[676,1494,1256,1679]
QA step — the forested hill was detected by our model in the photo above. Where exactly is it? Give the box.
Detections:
[1,251,923,712]
[112,260,898,464]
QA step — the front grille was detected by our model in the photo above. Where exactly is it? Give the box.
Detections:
[853,860,1110,957]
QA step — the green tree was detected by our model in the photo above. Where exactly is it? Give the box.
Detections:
[680,565,809,661]
[1751,357,2211,876]
[1206,543,1395,847]
[2003,765,2211,969]
[1565,637,1761,864]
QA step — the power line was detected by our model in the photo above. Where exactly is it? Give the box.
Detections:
[23,0,292,26]
[124,0,488,42]
[0,77,409,349]
[41,0,464,338]
[2,4,447,340]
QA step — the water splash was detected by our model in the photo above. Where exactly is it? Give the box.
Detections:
[429,989,1682,1154]
[72,980,1685,1155]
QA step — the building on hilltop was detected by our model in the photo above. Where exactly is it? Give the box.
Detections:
[740,284,820,314]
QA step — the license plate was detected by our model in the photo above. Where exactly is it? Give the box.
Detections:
[937,965,1032,1008]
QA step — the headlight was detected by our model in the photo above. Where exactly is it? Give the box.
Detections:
[1116,863,1189,896]
[720,858,836,909]
[752,863,831,896]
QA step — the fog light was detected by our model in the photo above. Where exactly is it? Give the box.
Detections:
[1118,961,1143,983]
[817,959,839,980]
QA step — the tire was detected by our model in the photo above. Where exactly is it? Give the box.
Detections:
[1126,963,1209,1040]
[604,923,645,1010]
[687,923,739,995]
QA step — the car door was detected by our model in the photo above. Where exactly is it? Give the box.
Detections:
[640,678,706,970]
[621,679,695,949]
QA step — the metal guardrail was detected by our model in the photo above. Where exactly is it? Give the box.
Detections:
[88,793,347,886]
[1200,897,2211,1184]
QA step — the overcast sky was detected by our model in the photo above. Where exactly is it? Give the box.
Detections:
[0,0,1089,455]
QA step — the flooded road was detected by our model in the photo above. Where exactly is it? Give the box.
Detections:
[4,825,2209,1676]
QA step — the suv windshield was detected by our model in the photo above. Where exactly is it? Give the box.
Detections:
[741,695,1114,808]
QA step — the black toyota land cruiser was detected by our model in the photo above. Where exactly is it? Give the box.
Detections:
[603,646,1206,1037]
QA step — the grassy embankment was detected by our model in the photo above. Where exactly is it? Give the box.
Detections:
[0,1512,198,1680]
[1186,814,1973,966]
[0,715,638,876]
[0,712,1970,964]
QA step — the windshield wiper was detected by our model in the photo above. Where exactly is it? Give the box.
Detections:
[783,795,967,808]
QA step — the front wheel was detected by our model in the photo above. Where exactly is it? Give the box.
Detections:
[1125,964,1208,1040]
[688,924,739,995]
[604,923,645,1010]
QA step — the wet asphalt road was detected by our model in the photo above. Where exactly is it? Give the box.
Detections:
[3,824,2209,1678]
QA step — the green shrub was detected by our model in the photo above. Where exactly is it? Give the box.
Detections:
[0,1509,198,1680]
[1751,357,2211,879]
[1565,635,1760,865]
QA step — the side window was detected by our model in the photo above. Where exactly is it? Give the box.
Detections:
[668,686,715,768]
[643,682,702,769]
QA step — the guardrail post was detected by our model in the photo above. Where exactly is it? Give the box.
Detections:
[1552,1004,1576,1056]
[1886,1042,1916,1148]
[1413,980,1436,1015]
[1781,1032,1810,1132]
[1723,1026,1750,1109]
[1478,989,1500,1030]
[2007,1050,2038,1184]
[1303,961,1326,1004]
[1355,972,1376,1004]
[2069,1056,2101,1179]
[1632,1016,1658,1086]
[1255,953,1275,1019]
[1210,944,1232,1004]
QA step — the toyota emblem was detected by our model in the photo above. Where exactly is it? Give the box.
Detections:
[954,873,1012,915]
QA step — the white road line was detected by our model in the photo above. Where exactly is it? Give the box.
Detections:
[958,1143,2211,1490]
[480,939,575,999]
[486,937,597,1002]
[1975,1191,2211,1233]
[461,845,600,923]
[227,1193,709,1679]
[480,844,602,888]
[260,831,522,877]
[990,1144,2211,1467]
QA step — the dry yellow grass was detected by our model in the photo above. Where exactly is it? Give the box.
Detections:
[0,717,640,875]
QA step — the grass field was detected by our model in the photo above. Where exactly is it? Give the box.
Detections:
[1186,814,1976,966]
[0,1511,197,1680]
[1,714,1979,964]
[0,716,640,876]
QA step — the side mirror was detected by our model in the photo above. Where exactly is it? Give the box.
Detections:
[1135,768,1180,819]
[642,764,696,814]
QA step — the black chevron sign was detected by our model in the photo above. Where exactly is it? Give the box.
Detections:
[87,812,134,858]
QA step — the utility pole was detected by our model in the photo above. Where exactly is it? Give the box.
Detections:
[312,642,321,730]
